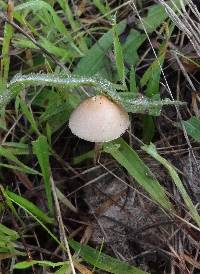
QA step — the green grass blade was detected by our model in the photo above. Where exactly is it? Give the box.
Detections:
[103,138,173,211]
[0,3,14,85]
[140,43,166,97]
[0,146,40,175]
[6,190,53,224]
[69,239,148,274]
[15,0,73,44]
[142,143,200,228]
[57,0,87,53]
[14,260,69,269]
[112,17,125,85]
[32,135,53,214]
[0,224,19,240]
[20,98,40,135]
[54,264,70,274]
[129,66,138,94]
[180,116,200,142]
[92,0,109,15]
[142,116,155,144]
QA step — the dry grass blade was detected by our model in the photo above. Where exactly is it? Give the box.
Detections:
[158,0,200,57]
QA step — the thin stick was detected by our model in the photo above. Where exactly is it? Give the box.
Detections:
[50,176,76,274]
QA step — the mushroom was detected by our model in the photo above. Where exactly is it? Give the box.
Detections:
[68,95,130,143]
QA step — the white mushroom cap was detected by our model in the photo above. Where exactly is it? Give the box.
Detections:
[69,95,130,142]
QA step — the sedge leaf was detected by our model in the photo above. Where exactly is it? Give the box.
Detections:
[6,190,53,224]
[32,135,53,214]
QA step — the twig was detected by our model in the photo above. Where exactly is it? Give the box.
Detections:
[50,176,76,274]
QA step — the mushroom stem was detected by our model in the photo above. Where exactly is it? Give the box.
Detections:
[94,142,103,165]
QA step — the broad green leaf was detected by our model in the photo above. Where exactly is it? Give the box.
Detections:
[137,0,182,33]
[142,116,155,144]
[181,117,200,142]
[142,143,200,228]
[14,260,69,269]
[32,135,53,214]
[103,138,173,210]
[69,239,148,274]
[6,190,53,224]
[123,31,146,67]
[74,20,126,78]
[0,146,40,175]
[39,91,80,133]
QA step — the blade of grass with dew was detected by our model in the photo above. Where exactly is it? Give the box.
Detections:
[112,16,125,85]
[0,146,40,175]
[69,239,148,274]
[103,138,173,210]
[142,143,200,228]
[19,98,40,136]
[32,135,53,215]
[6,190,53,224]
[7,73,185,113]
[121,96,185,116]
[7,73,121,103]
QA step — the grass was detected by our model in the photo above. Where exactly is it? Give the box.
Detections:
[0,0,200,273]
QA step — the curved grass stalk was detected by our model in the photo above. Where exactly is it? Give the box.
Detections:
[2,72,185,116]
[8,72,120,100]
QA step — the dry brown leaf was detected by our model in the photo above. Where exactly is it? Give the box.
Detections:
[15,172,33,190]
[74,261,93,274]
[182,254,200,270]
